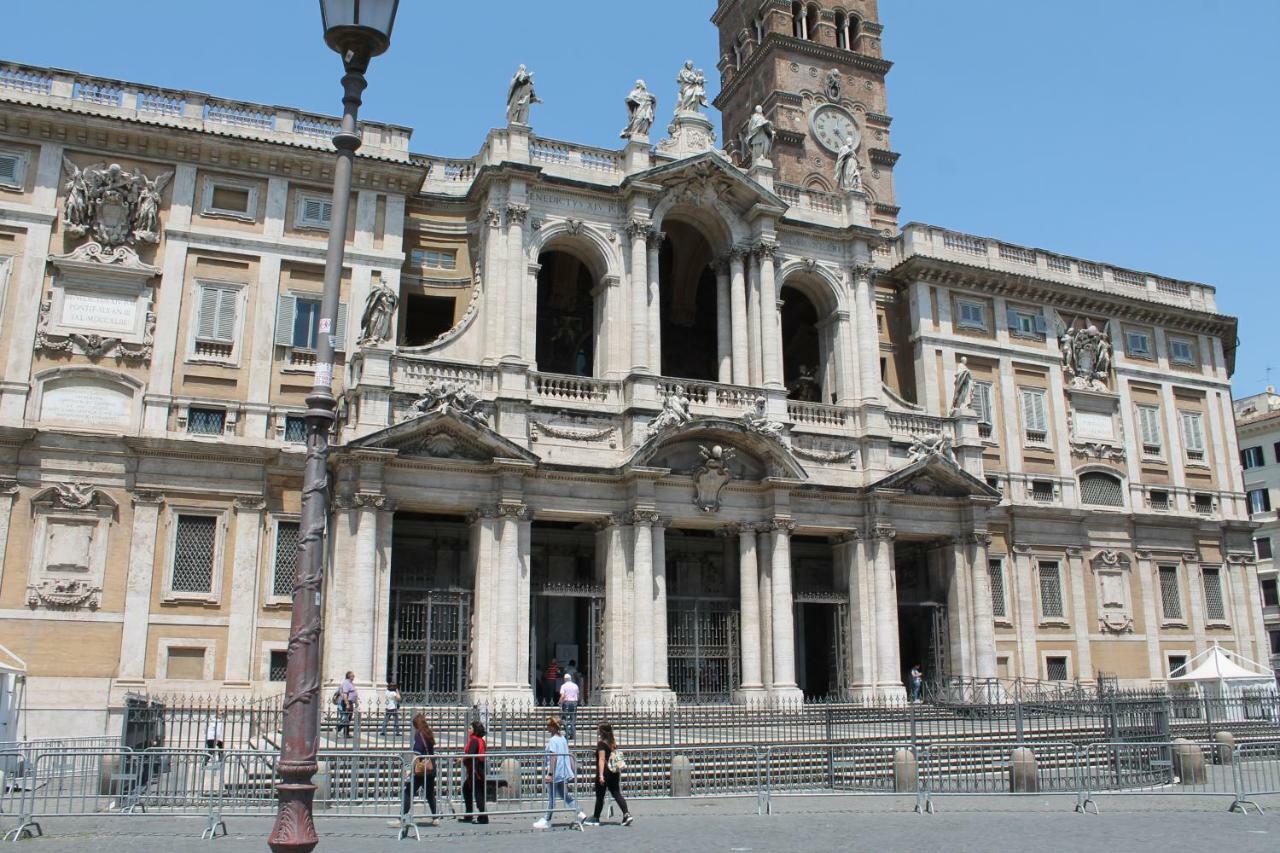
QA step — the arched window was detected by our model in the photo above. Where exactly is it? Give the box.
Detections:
[806,3,821,42]
[848,14,860,51]
[834,11,848,50]
[755,15,765,44]
[1079,471,1125,507]
[792,2,805,38]
[536,250,596,377]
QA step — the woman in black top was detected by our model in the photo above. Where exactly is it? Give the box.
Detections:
[400,714,439,825]
[583,723,631,826]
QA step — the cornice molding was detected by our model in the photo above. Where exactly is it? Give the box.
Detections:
[714,33,893,111]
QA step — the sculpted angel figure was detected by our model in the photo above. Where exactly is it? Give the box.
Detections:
[834,135,862,192]
[506,64,541,125]
[621,79,657,139]
[359,282,399,345]
[744,105,775,165]
[61,156,95,234]
[131,168,172,240]
[649,385,693,435]
[675,60,708,114]
[951,356,973,413]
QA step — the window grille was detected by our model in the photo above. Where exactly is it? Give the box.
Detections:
[1158,565,1183,620]
[1148,490,1170,511]
[1038,561,1064,618]
[0,152,21,187]
[1194,493,1215,514]
[284,415,307,443]
[1256,537,1272,561]
[988,558,1007,618]
[1080,472,1124,507]
[187,407,226,435]
[1168,656,1188,678]
[172,515,216,594]
[273,521,300,598]
[1031,480,1055,502]
[1202,567,1226,621]
[1045,656,1069,681]
[269,650,288,682]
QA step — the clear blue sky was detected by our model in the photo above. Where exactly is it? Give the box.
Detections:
[4,1,1277,394]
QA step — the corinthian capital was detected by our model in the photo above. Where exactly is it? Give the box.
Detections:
[629,508,661,526]
[506,203,530,225]
[852,262,876,284]
[646,228,667,248]
[753,240,779,261]
[771,517,796,534]
[626,219,650,241]
[497,502,531,520]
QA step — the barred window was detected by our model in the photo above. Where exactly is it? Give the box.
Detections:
[1202,566,1226,622]
[172,515,217,594]
[1031,480,1055,502]
[1080,472,1124,507]
[1149,490,1170,511]
[272,521,300,598]
[188,407,226,436]
[1038,561,1064,619]
[1194,493,1215,514]
[988,558,1007,618]
[1168,655,1188,678]
[283,415,307,443]
[268,650,288,682]
[1158,565,1183,621]
[1045,656,1069,681]
[1257,537,1273,561]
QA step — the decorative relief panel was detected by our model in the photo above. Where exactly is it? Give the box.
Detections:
[25,483,118,610]
[1092,550,1134,634]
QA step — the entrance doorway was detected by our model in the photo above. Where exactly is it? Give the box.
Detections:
[795,596,848,699]
[665,529,739,702]
[895,541,950,693]
[530,522,602,705]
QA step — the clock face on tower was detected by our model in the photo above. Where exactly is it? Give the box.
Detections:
[809,104,861,155]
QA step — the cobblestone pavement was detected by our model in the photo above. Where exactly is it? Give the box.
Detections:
[6,795,1277,851]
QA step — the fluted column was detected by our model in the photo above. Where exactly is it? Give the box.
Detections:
[495,503,529,690]
[735,525,765,693]
[714,258,732,383]
[729,249,750,385]
[853,262,880,402]
[831,310,857,404]
[646,229,664,374]
[651,517,670,690]
[968,532,997,679]
[756,523,774,690]
[1066,547,1093,682]
[747,249,763,385]
[756,242,782,388]
[871,524,904,698]
[118,490,165,682]
[502,203,529,360]
[769,519,800,697]
[628,220,650,373]
[630,509,658,687]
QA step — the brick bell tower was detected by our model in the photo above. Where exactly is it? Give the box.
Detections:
[711,1,900,234]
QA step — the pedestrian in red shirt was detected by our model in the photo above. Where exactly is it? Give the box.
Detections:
[460,720,488,824]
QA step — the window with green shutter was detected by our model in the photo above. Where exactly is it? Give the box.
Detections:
[193,283,238,359]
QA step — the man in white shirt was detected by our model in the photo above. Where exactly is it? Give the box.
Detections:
[380,680,402,737]
[559,673,580,741]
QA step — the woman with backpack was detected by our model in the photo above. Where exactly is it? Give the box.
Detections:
[398,714,439,827]
[460,720,488,825]
[533,716,585,830]
[582,723,632,827]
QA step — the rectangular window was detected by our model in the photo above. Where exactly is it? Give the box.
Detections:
[1201,566,1226,622]
[1261,577,1279,608]
[1247,488,1272,515]
[292,298,321,349]
[172,515,217,594]
[1270,630,1280,655]
[210,185,252,214]
[1126,330,1152,358]
[1256,537,1273,561]
[1045,656,1069,681]
[272,521,300,598]
[1149,490,1170,511]
[410,248,458,270]
[1006,307,1046,337]
[956,299,987,331]
[1031,480,1055,502]
[166,648,206,680]
[187,407,226,436]
[296,194,333,229]
[1194,493,1215,514]
[1180,411,1205,462]
[275,295,347,353]
[973,381,994,438]
[269,650,289,682]
[1137,405,1162,455]
[1168,655,1188,678]
[1169,338,1196,366]
[0,150,25,190]
[1274,442,1280,465]
[1038,561,1064,619]
[202,178,258,220]
[1158,565,1183,621]
[193,283,238,359]
[1020,387,1049,443]
[283,415,307,443]
[1241,446,1265,469]
[988,558,1007,618]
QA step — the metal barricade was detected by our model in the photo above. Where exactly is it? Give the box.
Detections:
[761,742,920,814]
[2,748,134,841]
[1076,741,1243,814]
[918,741,1082,813]
[1232,739,1280,815]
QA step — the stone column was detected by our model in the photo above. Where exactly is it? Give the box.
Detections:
[651,518,670,690]
[1066,547,1093,681]
[1135,551,1164,681]
[714,259,732,383]
[117,491,165,682]
[729,249,750,385]
[839,533,876,698]
[370,502,396,686]
[1011,545,1039,678]
[769,519,802,699]
[0,480,18,595]
[628,221,650,373]
[224,496,265,685]
[467,508,500,698]
[946,537,975,678]
[735,525,765,696]
[516,511,532,694]
[481,207,506,361]
[646,229,664,374]
[630,509,658,688]
[502,203,529,361]
[968,532,997,680]
[872,525,904,698]
[756,523,774,691]
[494,503,528,694]
[756,242,782,389]
[828,311,857,405]
[747,250,763,386]
[853,262,881,403]
[597,516,630,697]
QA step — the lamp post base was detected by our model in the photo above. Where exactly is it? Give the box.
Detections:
[267,780,319,852]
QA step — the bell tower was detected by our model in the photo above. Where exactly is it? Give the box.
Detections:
[711,1,900,234]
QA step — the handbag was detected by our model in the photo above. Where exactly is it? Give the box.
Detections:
[607,748,626,774]
[413,756,433,776]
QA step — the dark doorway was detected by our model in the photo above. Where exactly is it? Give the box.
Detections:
[799,603,836,697]
[530,521,602,705]
[536,251,595,376]
[658,222,718,381]
[895,542,949,693]
[402,293,456,347]
[780,286,823,401]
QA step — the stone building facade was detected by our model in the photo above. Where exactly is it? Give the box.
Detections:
[0,1,1266,734]
[1233,389,1280,681]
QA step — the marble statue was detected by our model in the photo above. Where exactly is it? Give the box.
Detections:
[1058,317,1113,390]
[675,60,708,114]
[506,64,541,125]
[649,385,693,435]
[951,356,973,413]
[359,282,399,345]
[908,433,955,463]
[412,378,485,423]
[743,395,785,441]
[787,365,821,403]
[834,135,862,192]
[693,444,736,513]
[131,168,170,240]
[744,105,775,165]
[621,80,657,139]
[61,158,173,247]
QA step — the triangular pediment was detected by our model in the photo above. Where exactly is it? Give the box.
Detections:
[346,410,539,464]
[628,417,807,481]
[872,453,999,499]
[630,152,785,216]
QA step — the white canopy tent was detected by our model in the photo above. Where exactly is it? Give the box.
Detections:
[0,643,26,745]
[1169,644,1277,721]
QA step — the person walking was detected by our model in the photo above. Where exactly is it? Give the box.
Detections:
[559,673,580,741]
[336,671,359,738]
[397,714,440,827]
[582,723,632,827]
[910,664,924,703]
[533,716,585,830]
[544,658,561,706]
[460,720,488,824]
[204,712,224,762]
[380,681,403,737]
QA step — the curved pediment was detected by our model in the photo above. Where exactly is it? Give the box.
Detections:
[628,417,807,481]
[346,410,539,465]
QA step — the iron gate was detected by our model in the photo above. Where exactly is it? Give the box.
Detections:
[667,600,739,703]
[388,589,471,702]
[928,604,949,685]
[532,585,605,704]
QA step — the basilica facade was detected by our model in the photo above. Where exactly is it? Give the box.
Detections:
[0,1,1266,734]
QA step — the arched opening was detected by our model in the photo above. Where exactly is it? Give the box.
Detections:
[806,3,821,42]
[834,11,848,49]
[658,220,719,382]
[536,249,595,377]
[754,15,765,44]
[780,285,826,402]
[1080,471,1125,507]
[848,14,860,51]
[791,2,805,38]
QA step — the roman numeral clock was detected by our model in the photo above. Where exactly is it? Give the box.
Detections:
[809,103,860,155]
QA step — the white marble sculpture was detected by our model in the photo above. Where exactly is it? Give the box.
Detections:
[675,60,708,114]
[412,378,486,423]
[908,433,955,463]
[834,135,862,192]
[506,64,541,125]
[693,444,735,513]
[359,282,399,345]
[1058,317,1113,391]
[649,385,693,435]
[621,80,657,139]
[61,158,172,247]
[951,356,973,413]
[743,395,785,441]
[745,105,775,165]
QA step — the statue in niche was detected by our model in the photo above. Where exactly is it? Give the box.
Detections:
[834,135,862,192]
[951,356,973,413]
[359,281,398,345]
[506,64,541,125]
[693,444,735,513]
[61,158,172,248]
[1058,316,1113,391]
[787,365,821,402]
[621,80,657,139]
[675,60,708,114]
[649,385,692,435]
[744,105,775,165]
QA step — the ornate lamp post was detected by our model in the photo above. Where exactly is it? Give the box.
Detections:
[268,2,398,851]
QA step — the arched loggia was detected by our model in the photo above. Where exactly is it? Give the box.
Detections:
[658,221,720,382]
[536,250,595,376]
[778,269,849,405]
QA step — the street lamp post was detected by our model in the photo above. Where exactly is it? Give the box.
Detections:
[269,3,398,851]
